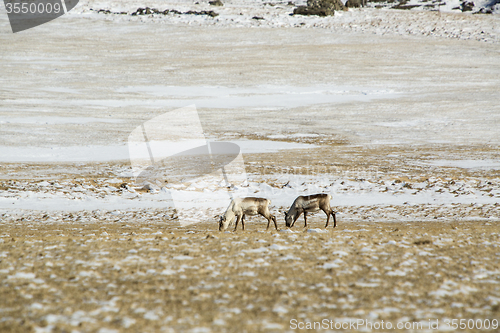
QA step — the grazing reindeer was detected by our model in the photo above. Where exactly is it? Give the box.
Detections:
[285,194,336,229]
[219,197,278,232]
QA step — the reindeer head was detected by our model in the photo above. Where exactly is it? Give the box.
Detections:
[284,211,293,228]
[219,215,229,231]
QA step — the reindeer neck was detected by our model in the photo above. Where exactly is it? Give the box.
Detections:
[224,209,236,221]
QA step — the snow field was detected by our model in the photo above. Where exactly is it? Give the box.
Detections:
[71,0,500,43]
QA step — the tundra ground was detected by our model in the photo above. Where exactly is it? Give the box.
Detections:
[1,217,500,333]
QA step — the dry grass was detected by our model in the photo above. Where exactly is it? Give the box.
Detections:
[1,218,499,332]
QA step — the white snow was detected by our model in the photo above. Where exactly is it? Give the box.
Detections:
[424,159,500,170]
[0,116,124,125]
[429,280,478,297]
[7,272,36,280]
[0,0,499,226]
[386,269,407,276]
[111,84,397,109]
[173,255,194,260]
[0,139,317,162]
[272,305,289,314]
[307,228,327,233]
[59,0,500,44]
[323,262,341,269]
[269,243,290,250]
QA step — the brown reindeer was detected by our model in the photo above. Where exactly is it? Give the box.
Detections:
[285,194,336,229]
[219,197,278,232]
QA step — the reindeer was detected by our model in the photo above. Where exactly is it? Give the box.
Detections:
[285,194,336,229]
[219,197,278,232]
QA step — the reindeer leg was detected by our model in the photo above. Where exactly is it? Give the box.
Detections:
[233,215,241,232]
[324,210,330,229]
[303,212,307,228]
[241,214,246,231]
[291,212,301,228]
[259,212,271,231]
[272,215,278,230]
[332,212,337,228]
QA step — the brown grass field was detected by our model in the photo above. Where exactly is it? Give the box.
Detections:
[1,215,499,333]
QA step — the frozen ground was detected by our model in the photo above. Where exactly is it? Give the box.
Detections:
[1,3,499,222]
[0,1,500,332]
